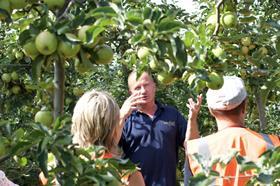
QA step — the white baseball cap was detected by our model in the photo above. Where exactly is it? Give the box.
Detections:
[206,76,247,110]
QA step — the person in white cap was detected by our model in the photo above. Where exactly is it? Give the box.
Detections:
[184,76,280,186]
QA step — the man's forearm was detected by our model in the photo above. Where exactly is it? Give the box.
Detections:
[185,118,200,141]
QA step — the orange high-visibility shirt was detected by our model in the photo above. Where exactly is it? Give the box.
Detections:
[187,127,280,186]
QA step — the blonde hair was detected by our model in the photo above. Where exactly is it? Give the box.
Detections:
[71,89,120,152]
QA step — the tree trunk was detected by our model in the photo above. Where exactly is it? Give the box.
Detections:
[53,56,65,120]
[255,90,267,130]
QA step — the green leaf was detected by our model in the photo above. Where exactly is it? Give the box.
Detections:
[90,6,117,18]
[71,156,83,174]
[170,37,188,68]
[38,137,50,154]
[55,20,71,35]
[65,33,80,42]
[126,9,143,26]
[12,128,25,141]
[32,15,48,31]
[38,149,48,178]
[94,17,116,27]
[198,24,206,45]
[27,129,45,141]
[239,16,256,23]
[209,170,220,176]
[189,173,215,186]
[151,8,162,23]
[10,141,34,155]
[19,29,32,46]
[239,161,258,172]
[71,13,86,28]
[75,148,92,160]
[184,31,195,48]
[86,25,105,44]
[54,135,72,146]
[157,19,184,33]
[143,6,153,20]
[129,33,145,45]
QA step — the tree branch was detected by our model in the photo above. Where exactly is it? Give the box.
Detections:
[255,90,267,130]
[213,0,224,36]
[57,0,74,21]
[53,55,65,120]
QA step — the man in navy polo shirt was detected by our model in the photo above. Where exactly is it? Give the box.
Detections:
[118,71,188,186]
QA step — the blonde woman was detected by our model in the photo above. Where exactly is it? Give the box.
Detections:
[71,89,145,186]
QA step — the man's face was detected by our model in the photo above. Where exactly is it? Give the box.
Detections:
[128,72,156,106]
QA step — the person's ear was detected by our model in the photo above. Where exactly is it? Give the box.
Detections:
[209,108,215,117]
[242,100,247,114]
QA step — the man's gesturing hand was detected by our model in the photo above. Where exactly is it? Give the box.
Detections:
[187,94,203,121]
[120,92,145,121]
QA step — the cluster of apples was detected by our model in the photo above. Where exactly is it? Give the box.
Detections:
[240,36,268,57]
[137,47,177,85]
[0,0,65,19]
[22,26,114,65]
[1,71,22,96]
[207,11,237,30]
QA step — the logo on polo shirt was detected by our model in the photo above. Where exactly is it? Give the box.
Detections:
[159,120,175,127]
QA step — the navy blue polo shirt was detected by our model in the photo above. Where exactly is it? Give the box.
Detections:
[119,102,187,186]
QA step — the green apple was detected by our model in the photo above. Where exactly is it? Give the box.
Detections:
[241,37,251,46]
[34,110,53,127]
[137,47,150,60]
[143,19,153,29]
[259,47,268,56]
[221,12,237,28]
[58,34,81,58]
[249,44,256,50]
[15,51,23,59]
[206,14,217,27]
[23,40,40,59]
[157,72,175,85]
[241,46,249,55]
[10,0,28,9]
[95,45,114,64]
[149,58,159,70]
[206,72,224,90]
[44,0,65,9]
[11,71,19,81]
[1,73,11,83]
[35,30,58,55]
[212,47,224,58]
[73,87,84,96]
[11,85,21,94]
